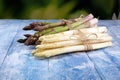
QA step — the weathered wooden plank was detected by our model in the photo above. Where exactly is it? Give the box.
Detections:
[0,20,22,66]
[0,20,49,80]
[65,53,101,80]
[85,20,120,80]
[86,50,120,80]
[101,20,120,75]
[48,52,101,80]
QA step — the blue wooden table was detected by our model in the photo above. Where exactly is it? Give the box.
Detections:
[0,20,120,80]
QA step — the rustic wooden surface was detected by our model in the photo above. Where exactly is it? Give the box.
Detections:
[0,20,120,80]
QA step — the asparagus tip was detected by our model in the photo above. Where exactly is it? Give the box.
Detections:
[17,39,27,43]
[23,26,33,30]
[24,34,32,38]
[24,36,38,46]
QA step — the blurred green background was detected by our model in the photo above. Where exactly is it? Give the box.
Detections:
[0,0,119,19]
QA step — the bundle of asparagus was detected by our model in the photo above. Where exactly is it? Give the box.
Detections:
[18,13,112,58]
[33,27,112,58]
[18,14,98,45]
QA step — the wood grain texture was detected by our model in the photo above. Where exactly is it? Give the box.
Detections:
[86,20,120,80]
[0,20,22,66]
[0,20,120,80]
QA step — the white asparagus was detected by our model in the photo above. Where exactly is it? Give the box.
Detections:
[41,33,109,44]
[36,36,112,50]
[33,42,112,58]
[39,27,107,41]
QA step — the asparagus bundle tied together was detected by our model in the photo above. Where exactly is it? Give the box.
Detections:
[18,13,112,58]
[33,27,112,58]
[18,14,98,45]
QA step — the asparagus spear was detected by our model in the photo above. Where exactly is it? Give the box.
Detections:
[23,22,50,30]
[33,20,67,31]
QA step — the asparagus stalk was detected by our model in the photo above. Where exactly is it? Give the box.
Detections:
[33,42,112,58]
[33,20,67,31]
[23,22,50,30]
